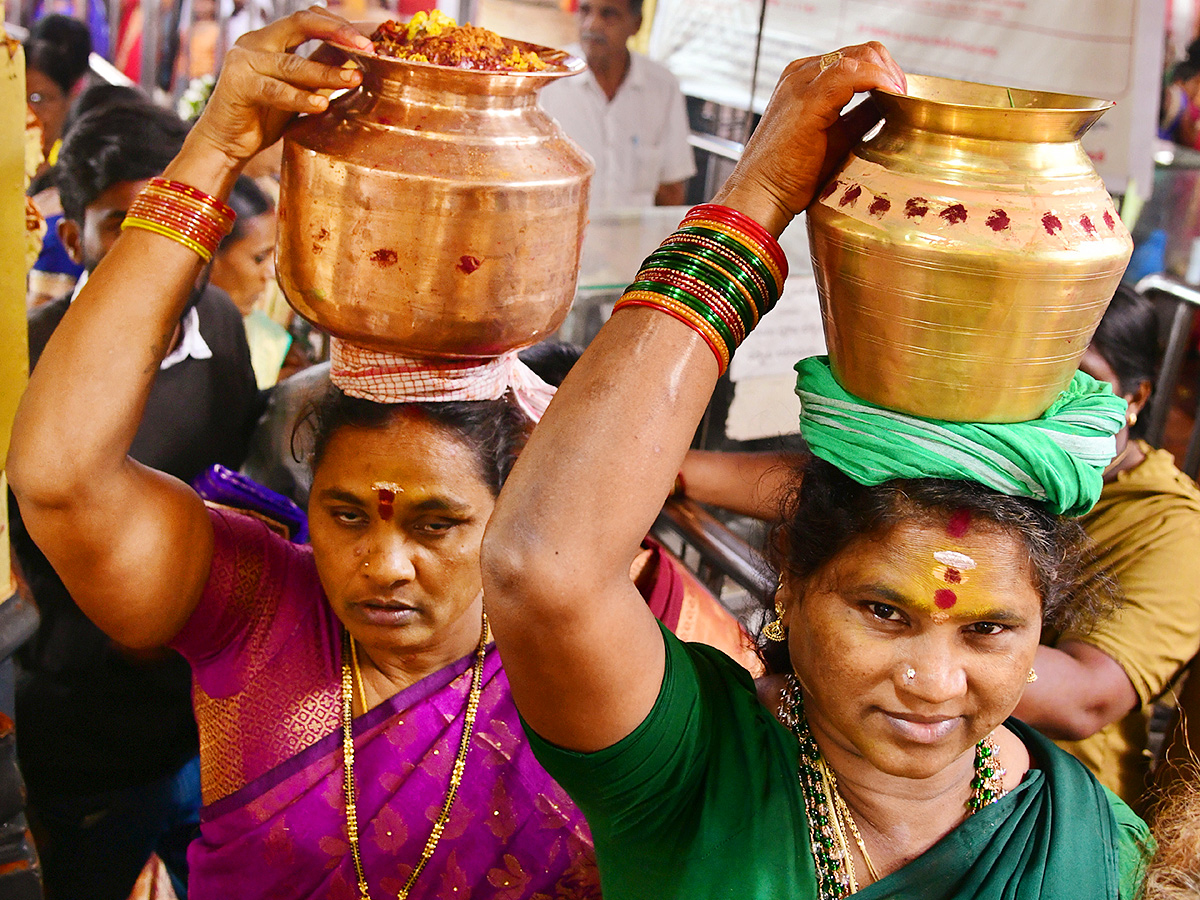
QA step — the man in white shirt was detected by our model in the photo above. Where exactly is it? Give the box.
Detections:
[541,0,696,208]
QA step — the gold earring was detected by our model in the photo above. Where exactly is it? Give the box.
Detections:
[1026,668,1038,683]
[763,596,786,642]
[1127,411,1138,427]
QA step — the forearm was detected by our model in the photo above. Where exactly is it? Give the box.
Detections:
[1014,642,1138,741]
[680,450,800,519]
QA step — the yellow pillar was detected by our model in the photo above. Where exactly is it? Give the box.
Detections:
[0,11,29,601]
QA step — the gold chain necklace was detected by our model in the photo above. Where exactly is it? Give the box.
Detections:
[822,758,881,884]
[341,612,489,900]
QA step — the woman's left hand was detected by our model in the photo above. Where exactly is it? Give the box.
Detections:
[187,6,372,171]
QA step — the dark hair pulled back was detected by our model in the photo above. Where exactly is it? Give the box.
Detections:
[303,387,532,497]
[759,456,1111,674]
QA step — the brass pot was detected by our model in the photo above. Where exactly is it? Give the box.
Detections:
[277,37,593,357]
[808,75,1132,422]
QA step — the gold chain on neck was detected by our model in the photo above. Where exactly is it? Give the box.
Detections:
[341,612,489,900]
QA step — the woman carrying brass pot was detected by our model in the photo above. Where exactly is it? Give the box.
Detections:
[480,43,1153,900]
[6,10,668,899]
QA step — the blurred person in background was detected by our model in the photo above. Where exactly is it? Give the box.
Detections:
[24,13,92,175]
[540,0,695,208]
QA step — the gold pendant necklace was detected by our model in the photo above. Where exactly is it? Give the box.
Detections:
[341,612,489,900]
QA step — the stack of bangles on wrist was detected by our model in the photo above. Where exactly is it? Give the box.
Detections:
[120,177,237,263]
[613,204,787,375]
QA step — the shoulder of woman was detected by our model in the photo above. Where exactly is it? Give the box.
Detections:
[996,721,1033,791]
[754,673,788,721]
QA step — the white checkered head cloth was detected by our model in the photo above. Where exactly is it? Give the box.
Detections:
[330,339,557,422]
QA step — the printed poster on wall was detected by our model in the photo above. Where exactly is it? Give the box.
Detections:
[649,0,1163,196]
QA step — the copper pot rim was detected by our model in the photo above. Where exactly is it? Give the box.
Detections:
[873,73,1112,115]
[336,22,586,83]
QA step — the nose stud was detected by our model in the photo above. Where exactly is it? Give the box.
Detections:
[904,667,916,682]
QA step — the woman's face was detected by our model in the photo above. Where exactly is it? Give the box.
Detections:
[26,68,69,156]
[785,514,1042,780]
[210,211,277,315]
[308,411,496,662]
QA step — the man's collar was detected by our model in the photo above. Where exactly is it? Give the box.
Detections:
[70,270,212,370]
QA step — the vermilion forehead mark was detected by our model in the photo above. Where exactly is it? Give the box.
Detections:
[943,567,962,584]
[946,509,972,538]
[371,481,404,521]
[934,588,958,609]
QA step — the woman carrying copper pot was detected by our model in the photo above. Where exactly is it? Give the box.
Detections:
[480,43,1153,900]
[4,8,758,898]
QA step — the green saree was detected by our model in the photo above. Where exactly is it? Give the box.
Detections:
[526,624,1150,900]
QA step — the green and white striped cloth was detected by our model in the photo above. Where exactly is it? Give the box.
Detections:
[795,357,1128,517]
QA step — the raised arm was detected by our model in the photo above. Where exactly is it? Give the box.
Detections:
[6,9,371,648]
[679,449,801,519]
[482,45,906,752]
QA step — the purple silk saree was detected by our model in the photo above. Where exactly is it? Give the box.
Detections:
[172,508,599,899]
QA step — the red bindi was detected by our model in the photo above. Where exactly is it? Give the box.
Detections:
[946,509,971,538]
[377,488,395,520]
[934,589,958,609]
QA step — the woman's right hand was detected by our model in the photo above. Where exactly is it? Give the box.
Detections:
[715,42,906,237]
[186,7,372,171]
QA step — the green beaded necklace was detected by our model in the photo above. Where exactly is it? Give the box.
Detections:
[778,676,1006,899]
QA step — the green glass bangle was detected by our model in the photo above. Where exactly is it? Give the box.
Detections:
[674,225,781,304]
[630,275,742,347]
[628,279,738,354]
[659,235,772,325]
[646,247,762,330]
[638,266,747,343]
[641,255,757,338]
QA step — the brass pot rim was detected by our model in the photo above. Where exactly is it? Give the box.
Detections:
[873,73,1112,115]
[337,23,587,85]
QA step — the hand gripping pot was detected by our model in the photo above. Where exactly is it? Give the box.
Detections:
[277,27,593,357]
[807,74,1133,423]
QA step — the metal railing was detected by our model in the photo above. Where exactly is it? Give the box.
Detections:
[651,496,774,601]
[1134,272,1200,477]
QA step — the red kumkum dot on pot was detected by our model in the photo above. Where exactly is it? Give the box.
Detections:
[985,209,1010,232]
[905,197,929,219]
[1080,215,1096,235]
[840,184,862,207]
[1103,210,1116,230]
[934,589,958,609]
[946,509,972,538]
[820,180,841,201]
[370,248,398,267]
[868,196,891,217]
[457,255,483,274]
[939,203,967,225]
[1042,212,1063,235]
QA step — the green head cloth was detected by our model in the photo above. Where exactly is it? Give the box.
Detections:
[794,356,1128,517]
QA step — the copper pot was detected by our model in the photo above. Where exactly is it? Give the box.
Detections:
[277,36,592,357]
[808,75,1132,422]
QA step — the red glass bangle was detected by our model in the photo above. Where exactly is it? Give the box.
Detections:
[614,293,730,374]
[685,203,788,279]
[638,266,747,343]
[128,205,227,245]
[142,192,235,231]
[146,177,236,223]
